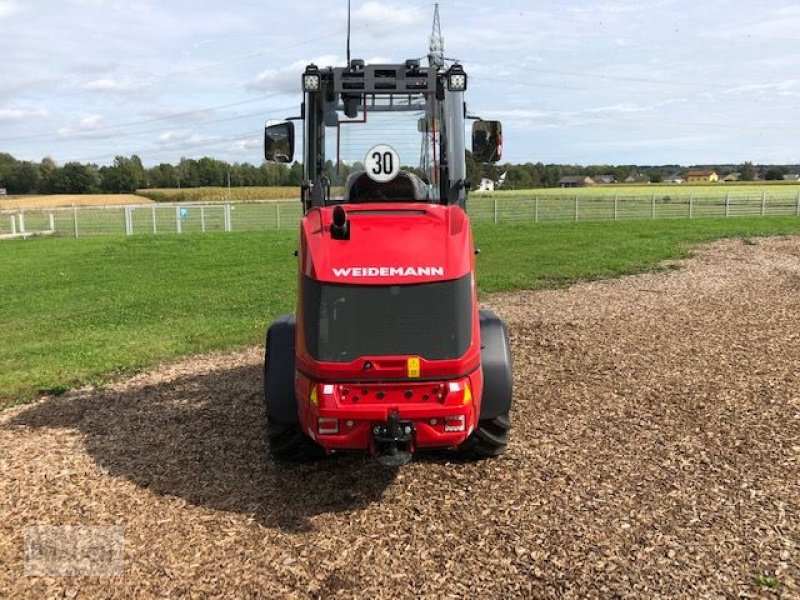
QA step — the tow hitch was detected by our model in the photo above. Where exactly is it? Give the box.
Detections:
[372,411,414,467]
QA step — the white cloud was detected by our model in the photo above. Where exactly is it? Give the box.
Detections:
[156,130,216,148]
[707,10,800,41]
[247,55,345,93]
[57,114,112,138]
[577,135,718,149]
[584,103,647,114]
[0,0,22,18]
[83,78,146,95]
[720,80,799,97]
[80,115,104,128]
[84,79,125,91]
[0,107,48,122]
[349,1,424,29]
[230,137,261,153]
[157,130,200,144]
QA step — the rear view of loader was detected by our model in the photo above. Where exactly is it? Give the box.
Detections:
[262,16,511,466]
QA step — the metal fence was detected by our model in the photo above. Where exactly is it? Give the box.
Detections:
[0,201,304,238]
[2,191,800,238]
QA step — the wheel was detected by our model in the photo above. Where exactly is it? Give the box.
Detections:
[266,419,325,462]
[461,413,511,458]
[264,315,323,462]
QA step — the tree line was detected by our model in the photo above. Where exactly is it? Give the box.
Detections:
[483,161,800,190]
[1,151,798,195]
[0,153,303,195]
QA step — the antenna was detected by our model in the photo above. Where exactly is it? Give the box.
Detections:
[428,3,444,69]
[346,0,352,65]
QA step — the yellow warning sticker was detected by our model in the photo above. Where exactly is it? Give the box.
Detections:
[407,357,421,378]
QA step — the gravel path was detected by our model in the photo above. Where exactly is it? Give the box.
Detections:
[1,237,798,598]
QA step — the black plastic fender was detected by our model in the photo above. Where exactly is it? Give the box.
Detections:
[264,314,299,423]
[478,309,513,419]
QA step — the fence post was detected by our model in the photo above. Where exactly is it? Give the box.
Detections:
[200,206,206,232]
[725,192,730,217]
[796,192,800,217]
[760,191,766,217]
[175,206,182,234]
[534,195,539,223]
[276,203,281,229]
[125,207,132,236]
[614,194,618,221]
[689,193,693,219]
[574,195,579,221]
[493,196,498,224]
[152,205,157,234]
[224,204,232,232]
[651,194,656,219]
[10,214,16,235]
[19,211,25,233]
[49,212,55,232]
[73,204,79,238]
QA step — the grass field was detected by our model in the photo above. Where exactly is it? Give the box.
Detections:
[490,181,800,198]
[3,216,800,406]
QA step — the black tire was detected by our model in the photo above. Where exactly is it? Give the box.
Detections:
[264,315,323,462]
[266,419,325,462]
[478,310,513,420]
[460,413,511,458]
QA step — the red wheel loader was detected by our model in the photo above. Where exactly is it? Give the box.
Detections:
[263,57,511,466]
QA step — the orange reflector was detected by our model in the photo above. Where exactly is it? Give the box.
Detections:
[463,385,473,405]
[407,357,420,378]
[310,387,318,406]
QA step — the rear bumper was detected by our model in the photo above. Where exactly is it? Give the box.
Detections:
[296,376,479,451]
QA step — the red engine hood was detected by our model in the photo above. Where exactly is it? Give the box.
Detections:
[301,203,474,285]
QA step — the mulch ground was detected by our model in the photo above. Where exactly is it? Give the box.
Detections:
[1,237,798,598]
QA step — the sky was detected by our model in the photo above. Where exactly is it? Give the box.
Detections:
[2,0,799,167]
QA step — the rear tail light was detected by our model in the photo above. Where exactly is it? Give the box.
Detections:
[318,418,339,435]
[444,415,466,433]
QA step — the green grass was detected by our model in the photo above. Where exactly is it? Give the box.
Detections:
[754,574,780,590]
[473,217,800,291]
[2,216,800,406]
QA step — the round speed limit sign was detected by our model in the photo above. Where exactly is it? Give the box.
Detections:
[364,144,400,182]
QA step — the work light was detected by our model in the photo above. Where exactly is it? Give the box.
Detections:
[302,65,321,92]
[447,64,467,91]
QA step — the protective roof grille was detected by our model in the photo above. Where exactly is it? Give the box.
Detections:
[332,64,438,94]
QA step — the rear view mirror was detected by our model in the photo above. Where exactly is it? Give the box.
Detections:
[264,122,295,163]
[472,120,503,163]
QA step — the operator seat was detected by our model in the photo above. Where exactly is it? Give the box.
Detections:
[344,170,429,203]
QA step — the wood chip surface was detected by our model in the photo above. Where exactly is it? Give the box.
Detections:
[1,237,798,598]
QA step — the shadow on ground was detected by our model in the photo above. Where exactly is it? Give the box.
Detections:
[7,362,397,531]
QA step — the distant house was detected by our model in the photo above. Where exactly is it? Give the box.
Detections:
[475,172,507,193]
[722,172,741,182]
[0,188,6,196]
[783,174,800,182]
[593,174,616,185]
[686,169,719,183]
[478,178,495,192]
[663,174,685,184]
[623,173,651,184]
[559,175,595,188]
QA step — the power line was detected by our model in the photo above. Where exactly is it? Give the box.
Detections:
[3,94,296,143]
[17,0,435,101]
